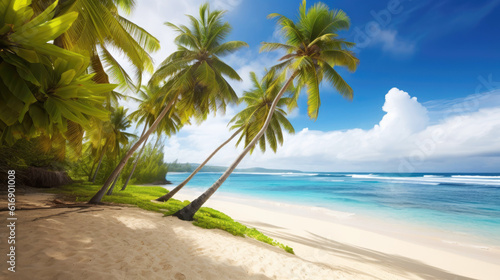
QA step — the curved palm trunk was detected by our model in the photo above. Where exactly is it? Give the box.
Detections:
[88,97,177,204]
[91,146,107,183]
[106,171,121,195]
[173,73,297,220]
[121,134,150,191]
[121,124,149,191]
[156,127,243,202]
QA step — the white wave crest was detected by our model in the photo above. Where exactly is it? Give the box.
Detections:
[350,175,500,186]
[452,175,500,179]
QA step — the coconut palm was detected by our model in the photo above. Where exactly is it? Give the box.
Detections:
[231,71,295,154]
[32,0,160,91]
[156,70,295,202]
[90,106,134,184]
[88,3,247,204]
[120,84,184,191]
[173,0,359,220]
[119,85,159,191]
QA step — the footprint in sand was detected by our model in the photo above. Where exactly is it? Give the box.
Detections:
[174,272,186,280]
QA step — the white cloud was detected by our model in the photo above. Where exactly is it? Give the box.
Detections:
[351,25,416,56]
[109,2,500,173]
[372,29,416,55]
[424,89,500,123]
[163,88,500,173]
[212,0,243,11]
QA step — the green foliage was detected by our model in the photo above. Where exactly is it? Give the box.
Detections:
[68,139,168,186]
[150,3,247,123]
[129,84,185,138]
[124,143,169,184]
[48,183,293,254]
[32,0,161,90]
[230,70,295,154]
[65,141,94,180]
[166,160,195,172]
[261,0,359,120]
[0,138,66,171]
[0,0,113,156]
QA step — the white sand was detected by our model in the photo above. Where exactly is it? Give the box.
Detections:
[173,191,500,280]
[1,191,499,280]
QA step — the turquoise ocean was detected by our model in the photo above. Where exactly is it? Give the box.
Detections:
[164,172,500,246]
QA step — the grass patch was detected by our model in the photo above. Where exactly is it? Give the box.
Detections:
[46,183,294,254]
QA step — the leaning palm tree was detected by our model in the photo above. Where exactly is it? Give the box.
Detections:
[119,85,160,191]
[156,70,295,202]
[105,108,136,195]
[91,107,134,184]
[120,84,184,191]
[88,3,247,204]
[173,0,359,220]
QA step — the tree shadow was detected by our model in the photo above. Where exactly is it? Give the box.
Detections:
[1,206,274,280]
[261,228,477,280]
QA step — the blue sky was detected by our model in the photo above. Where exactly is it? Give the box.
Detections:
[118,0,500,172]
[219,0,500,130]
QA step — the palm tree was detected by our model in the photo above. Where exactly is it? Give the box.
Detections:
[231,71,295,154]
[173,0,359,220]
[104,107,135,194]
[120,85,183,191]
[119,85,159,191]
[88,3,247,204]
[90,106,134,184]
[0,0,113,150]
[32,0,160,91]
[156,70,295,202]
[0,0,157,162]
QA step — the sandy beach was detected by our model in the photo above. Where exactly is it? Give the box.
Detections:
[1,189,499,280]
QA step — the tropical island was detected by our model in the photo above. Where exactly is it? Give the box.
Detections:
[1,0,500,279]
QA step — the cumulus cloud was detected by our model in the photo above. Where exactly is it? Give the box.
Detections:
[163,88,500,172]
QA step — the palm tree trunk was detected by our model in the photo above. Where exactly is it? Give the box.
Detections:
[157,127,243,202]
[91,146,107,183]
[88,160,97,182]
[121,134,150,191]
[121,124,149,191]
[106,171,121,195]
[88,97,177,204]
[173,72,298,220]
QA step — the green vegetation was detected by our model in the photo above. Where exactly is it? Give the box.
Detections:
[67,141,169,186]
[1,0,357,231]
[166,162,302,174]
[156,70,296,203]
[174,0,359,221]
[89,3,247,203]
[47,183,294,254]
[230,70,295,154]
[122,144,169,185]
[167,161,197,172]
